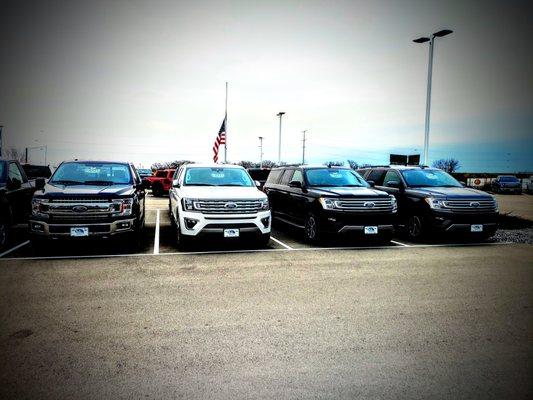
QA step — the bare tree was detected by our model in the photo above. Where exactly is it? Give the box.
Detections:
[261,160,276,169]
[236,161,260,169]
[4,147,26,162]
[347,159,359,170]
[432,158,461,173]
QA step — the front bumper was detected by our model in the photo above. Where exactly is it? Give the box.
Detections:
[426,211,499,235]
[179,210,271,237]
[498,186,522,193]
[319,211,397,236]
[29,218,136,238]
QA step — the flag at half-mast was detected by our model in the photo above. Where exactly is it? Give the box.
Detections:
[213,115,226,163]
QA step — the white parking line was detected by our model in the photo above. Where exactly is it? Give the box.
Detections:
[153,209,160,255]
[391,240,411,247]
[0,240,30,258]
[270,236,294,250]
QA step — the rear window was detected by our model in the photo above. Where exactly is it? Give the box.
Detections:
[155,170,168,178]
[266,169,283,184]
[279,169,294,186]
[366,169,386,185]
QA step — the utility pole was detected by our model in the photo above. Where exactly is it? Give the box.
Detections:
[276,112,285,164]
[413,29,453,166]
[0,125,3,158]
[258,136,264,169]
[301,130,308,165]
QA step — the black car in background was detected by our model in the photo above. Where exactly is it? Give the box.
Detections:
[264,166,397,243]
[358,166,498,240]
[491,175,522,194]
[247,168,271,190]
[21,164,52,180]
[0,159,37,250]
[29,160,147,248]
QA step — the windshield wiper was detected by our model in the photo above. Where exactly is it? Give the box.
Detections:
[186,183,216,186]
[83,180,117,186]
[217,184,247,186]
[51,180,83,185]
[341,184,364,187]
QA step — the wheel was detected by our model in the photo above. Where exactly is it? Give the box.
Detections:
[407,214,425,241]
[304,213,321,244]
[152,183,163,197]
[0,220,8,251]
[130,217,145,251]
[257,233,270,248]
[175,219,191,251]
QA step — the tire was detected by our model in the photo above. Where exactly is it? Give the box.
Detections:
[175,219,191,251]
[130,217,145,251]
[152,183,163,197]
[257,233,271,248]
[407,214,426,241]
[304,213,321,244]
[0,220,8,251]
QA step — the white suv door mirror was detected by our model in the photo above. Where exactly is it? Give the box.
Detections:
[173,179,180,188]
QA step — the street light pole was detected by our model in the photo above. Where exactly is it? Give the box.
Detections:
[301,130,307,165]
[276,112,285,164]
[258,136,264,169]
[413,29,453,166]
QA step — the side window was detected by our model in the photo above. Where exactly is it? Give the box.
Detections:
[131,165,141,184]
[266,169,282,184]
[8,162,24,183]
[367,169,385,186]
[279,169,294,186]
[291,169,304,184]
[382,170,401,187]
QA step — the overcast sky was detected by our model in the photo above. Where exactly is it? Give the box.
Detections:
[1,0,532,172]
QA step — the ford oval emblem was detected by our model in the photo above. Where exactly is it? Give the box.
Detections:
[224,202,237,209]
[72,205,88,213]
[470,202,480,208]
[364,202,375,208]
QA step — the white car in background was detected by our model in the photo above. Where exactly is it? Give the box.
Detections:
[169,164,271,249]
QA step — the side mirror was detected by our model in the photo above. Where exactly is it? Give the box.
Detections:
[172,179,180,188]
[460,181,466,186]
[6,178,21,190]
[35,178,46,190]
[289,180,302,189]
[366,180,375,187]
[386,180,400,188]
[255,180,261,187]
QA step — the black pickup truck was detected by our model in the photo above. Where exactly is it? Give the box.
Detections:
[0,159,37,249]
[29,160,147,247]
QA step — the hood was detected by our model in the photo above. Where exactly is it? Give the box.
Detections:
[36,182,135,198]
[310,186,390,197]
[408,186,493,199]
[179,186,266,200]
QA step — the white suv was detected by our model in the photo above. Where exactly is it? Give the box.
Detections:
[169,164,271,249]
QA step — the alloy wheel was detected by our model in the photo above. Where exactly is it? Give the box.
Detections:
[408,215,422,238]
[305,215,317,240]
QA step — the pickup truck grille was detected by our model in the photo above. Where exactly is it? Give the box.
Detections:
[47,197,110,203]
[334,197,395,212]
[443,199,497,213]
[194,200,263,214]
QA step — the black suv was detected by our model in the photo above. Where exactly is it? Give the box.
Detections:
[264,166,397,243]
[358,166,498,240]
[491,175,522,194]
[29,160,147,246]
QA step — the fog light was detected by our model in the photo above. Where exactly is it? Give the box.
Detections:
[117,222,130,229]
[184,218,198,230]
[31,222,44,232]
[261,217,270,228]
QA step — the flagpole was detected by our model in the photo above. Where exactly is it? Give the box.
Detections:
[224,82,228,163]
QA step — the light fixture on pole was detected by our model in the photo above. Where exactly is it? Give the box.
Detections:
[301,130,308,165]
[258,136,264,169]
[413,29,453,166]
[276,112,285,164]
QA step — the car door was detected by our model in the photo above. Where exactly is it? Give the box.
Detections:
[275,169,294,220]
[131,165,145,221]
[286,169,307,225]
[376,169,409,217]
[7,162,28,222]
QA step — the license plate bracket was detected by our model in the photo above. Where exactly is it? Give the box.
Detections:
[70,227,89,237]
[471,224,483,232]
[364,226,378,235]
[224,229,240,238]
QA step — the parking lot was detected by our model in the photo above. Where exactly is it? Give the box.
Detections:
[1,192,532,399]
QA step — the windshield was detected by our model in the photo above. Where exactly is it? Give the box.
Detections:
[401,169,462,188]
[50,162,132,185]
[499,176,519,182]
[138,169,151,175]
[184,167,254,187]
[305,168,368,187]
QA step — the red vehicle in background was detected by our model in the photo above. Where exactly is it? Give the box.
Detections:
[143,169,175,197]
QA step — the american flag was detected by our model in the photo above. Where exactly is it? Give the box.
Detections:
[213,116,226,163]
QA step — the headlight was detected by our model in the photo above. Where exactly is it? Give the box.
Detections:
[389,195,398,212]
[112,198,134,216]
[424,197,446,209]
[182,198,197,211]
[493,197,499,212]
[260,198,269,210]
[32,198,47,216]
[319,197,336,210]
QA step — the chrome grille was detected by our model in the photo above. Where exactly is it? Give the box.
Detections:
[194,199,263,214]
[44,198,117,216]
[443,199,497,213]
[48,197,110,203]
[334,197,395,212]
